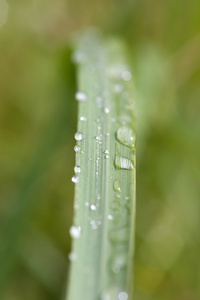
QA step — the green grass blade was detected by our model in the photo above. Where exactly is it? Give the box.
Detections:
[67,31,136,300]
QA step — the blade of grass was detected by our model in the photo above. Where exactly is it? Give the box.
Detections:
[67,31,136,300]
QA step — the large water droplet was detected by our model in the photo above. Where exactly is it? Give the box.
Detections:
[114,180,121,192]
[74,145,81,152]
[74,166,81,173]
[71,175,79,183]
[115,156,134,170]
[75,91,87,101]
[74,132,84,141]
[116,126,135,149]
[69,226,81,239]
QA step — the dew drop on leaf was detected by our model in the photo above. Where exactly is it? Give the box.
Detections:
[74,132,84,141]
[69,226,81,239]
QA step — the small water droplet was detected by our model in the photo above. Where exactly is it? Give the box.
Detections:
[72,51,86,64]
[75,132,84,141]
[71,175,79,183]
[104,150,109,154]
[122,70,132,81]
[113,264,121,273]
[104,108,110,114]
[95,135,102,141]
[105,155,110,159]
[90,204,97,211]
[111,118,116,123]
[74,145,81,152]
[75,91,87,101]
[107,214,114,221]
[74,166,81,173]
[113,83,123,93]
[80,116,87,121]
[116,126,135,149]
[114,180,121,192]
[115,156,134,170]
[85,202,89,207]
[69,226,81,239]
[68,252,78,261]
[118,291,128,300]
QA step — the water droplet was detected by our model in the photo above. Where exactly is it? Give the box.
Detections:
[71,175,79,183]
[69,226,81,239]
[95,135,102,141]
[104,150,109,154]
[122,70,132,81]
[75,91,87,101]
[74,132,84,141]
[105,155,110,159]
[80,116,87,121]
[104,108,110,114]
[113,264,120,273]
[74,145,81,152]
[114,180,121,192]
[115,156,134,170]
[107,214,114,221]
[118,291,128,300]
[85,202,89,207]
[90,220,98,230]
[116,126,136,149]
[68,252,78,261]
[74,166,81,173]
[90,204,97,211]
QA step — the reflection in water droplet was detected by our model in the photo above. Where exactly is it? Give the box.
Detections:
[69,226,81,239]
[116,126,135,149]
[74,166,81,173]
[71,175,79,183]
[74,145,81,152]
[115,156,134,170]
[114,180,121,192]
[75,91,87,101]
[75,132,84,141]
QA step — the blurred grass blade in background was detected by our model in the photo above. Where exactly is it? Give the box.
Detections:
[67,31,136,300]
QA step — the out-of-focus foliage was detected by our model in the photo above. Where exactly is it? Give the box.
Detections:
[0,0,200,299]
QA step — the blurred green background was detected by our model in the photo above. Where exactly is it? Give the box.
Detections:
[0,0,200,299]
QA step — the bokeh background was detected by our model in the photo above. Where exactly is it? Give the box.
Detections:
[0,0,200,299]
